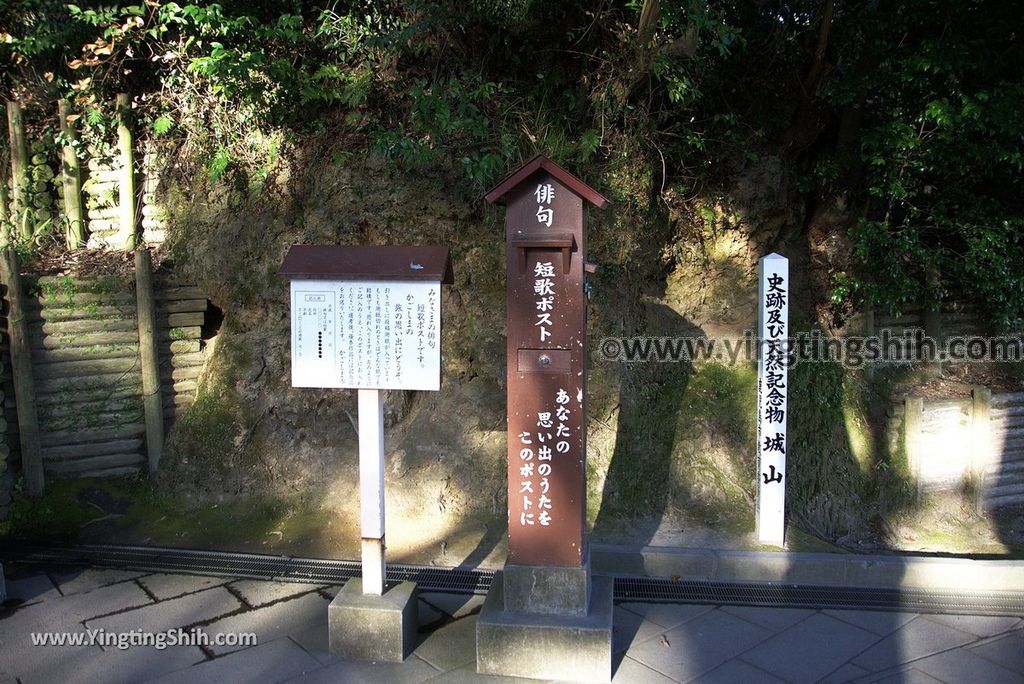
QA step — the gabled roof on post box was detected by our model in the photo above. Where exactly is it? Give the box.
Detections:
[484,154,609,209]
[278,245,454,283]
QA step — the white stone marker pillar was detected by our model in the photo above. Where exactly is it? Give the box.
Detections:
[757,252,789,545]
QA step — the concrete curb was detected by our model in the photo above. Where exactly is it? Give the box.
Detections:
[591,544,1024,592]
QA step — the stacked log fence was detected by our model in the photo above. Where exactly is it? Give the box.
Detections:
[2,271,206,480]
[986,392,1024,509]
[890,389,1024,509]
[2,94,183,498]
[5,95,170,252]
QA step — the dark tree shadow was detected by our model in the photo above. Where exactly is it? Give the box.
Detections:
[592,296,702,549]
[987,390,1024,554]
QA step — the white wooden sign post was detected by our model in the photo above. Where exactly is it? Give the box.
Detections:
[756,252,789,545]
[358,387,386,595]
[286,270,445,595]
[280,245,452,662]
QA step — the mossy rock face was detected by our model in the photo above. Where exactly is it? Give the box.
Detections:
[138,140,1004,559]
[158,147,770,552]
[175,390,242,472]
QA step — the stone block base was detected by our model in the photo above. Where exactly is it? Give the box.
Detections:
[503,563,591,616]
[477,572,613,682]
[328,579,417,662]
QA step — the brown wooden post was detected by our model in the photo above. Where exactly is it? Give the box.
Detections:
[0,168,9,246]
[6,102,29,238]
[0,249,44,496]
[116,94,137,251]
[58,100,86,249]
[486,156,608,571]
[478,156,613,682]
[134,248,163,473]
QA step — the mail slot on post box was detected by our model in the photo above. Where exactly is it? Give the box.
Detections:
[279,245,454,391]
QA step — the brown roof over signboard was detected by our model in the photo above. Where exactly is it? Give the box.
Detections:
[484,154,609,209]
[278,245,454,283]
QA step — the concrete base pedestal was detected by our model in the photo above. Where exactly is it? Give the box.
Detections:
[477,571,614,682]
[328,579,418,662]
[502,563,591,616]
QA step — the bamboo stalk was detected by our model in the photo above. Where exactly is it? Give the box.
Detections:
[58,100,87,249]
[135,248,163,473]
[0,167,9,246]
[0,248,44,496]
[116,94,137,251]
[6,102,29,239]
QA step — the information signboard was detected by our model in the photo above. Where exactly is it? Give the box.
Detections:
[290,279,440,391]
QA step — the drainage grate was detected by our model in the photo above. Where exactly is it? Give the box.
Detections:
[4,543,1023,616]
[3,543,494,595]
[615,576,1024,616]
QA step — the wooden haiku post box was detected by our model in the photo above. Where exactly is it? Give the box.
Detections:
[279,244,453,662]
[477,156,614,682]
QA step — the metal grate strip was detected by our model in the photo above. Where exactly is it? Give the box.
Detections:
[615,576,1024,616]
[4,543,1022,616]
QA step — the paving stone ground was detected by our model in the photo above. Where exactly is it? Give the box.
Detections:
[0,564,1021,683]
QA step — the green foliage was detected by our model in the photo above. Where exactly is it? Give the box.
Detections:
[152,114,174,136]
[372,75,513,181]
[208,147,231,182]
[826,1,1024,327]
[1,0,1021,323]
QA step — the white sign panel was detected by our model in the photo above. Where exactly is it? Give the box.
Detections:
[756,252,788,545]
[290,279,441,391]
